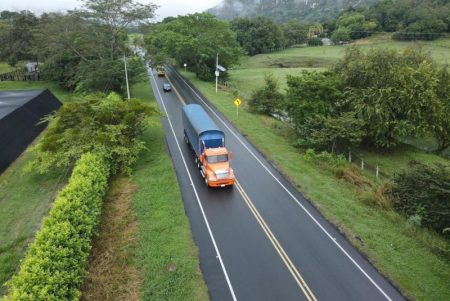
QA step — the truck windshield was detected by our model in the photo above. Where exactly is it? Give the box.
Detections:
[206,154,228,163]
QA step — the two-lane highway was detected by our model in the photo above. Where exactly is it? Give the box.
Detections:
[147,66,405,301]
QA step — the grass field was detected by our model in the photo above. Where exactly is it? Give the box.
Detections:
[81,81,208,300]
[0,81,72,102]
[183,71,450,301]
[0,81,73,297]
[229,34,450,97]
[0,63,15,73]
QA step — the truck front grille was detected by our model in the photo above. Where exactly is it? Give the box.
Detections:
[215,171,229,180]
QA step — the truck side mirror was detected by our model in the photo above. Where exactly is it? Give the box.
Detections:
[229,151,234,160]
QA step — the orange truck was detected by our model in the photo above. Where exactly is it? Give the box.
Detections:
[182,104,235,188]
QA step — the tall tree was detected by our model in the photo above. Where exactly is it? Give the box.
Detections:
[31,0,157,93]
[78,0,158,59]
[146,13,242,80]
[335,47,449,148]
[230,17,285,55]
[0,11,38,66]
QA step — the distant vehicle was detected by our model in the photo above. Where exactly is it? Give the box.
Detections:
[156,65,165,77]
[163,83,172,92]
[182,104,235,188]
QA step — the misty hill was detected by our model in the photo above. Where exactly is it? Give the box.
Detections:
[208,0,378,23]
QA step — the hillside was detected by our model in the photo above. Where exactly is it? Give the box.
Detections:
[208,0,378,23]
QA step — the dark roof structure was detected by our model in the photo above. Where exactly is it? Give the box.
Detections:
[0,89,62,173]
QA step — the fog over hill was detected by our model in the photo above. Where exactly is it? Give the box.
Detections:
[208,0,378,23]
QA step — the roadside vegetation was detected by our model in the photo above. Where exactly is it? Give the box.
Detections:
[5,153,110,301]
[228,34,450,100]
[0,81,73,297]
[0,63,14,73]
[79,81,209,301]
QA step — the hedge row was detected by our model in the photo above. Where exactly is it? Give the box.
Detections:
[6,152,110,301]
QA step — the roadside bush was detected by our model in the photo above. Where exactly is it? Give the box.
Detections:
[30,92,157,175]
[391,162,450,234]
[307,37,323,46]
[302,148,347,169]
[249,73,285,115]
[358,184,392,209]
[6,152,110,301]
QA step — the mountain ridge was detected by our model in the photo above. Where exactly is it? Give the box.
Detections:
[208,0,378,23]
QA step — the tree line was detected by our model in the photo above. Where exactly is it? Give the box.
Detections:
[328,0,450,42]
[0,0,157,94]
[250,47,450,152]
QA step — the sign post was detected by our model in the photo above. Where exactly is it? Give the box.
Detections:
[234,98,242,118]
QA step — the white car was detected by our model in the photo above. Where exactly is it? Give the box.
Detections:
[163,83,172,92]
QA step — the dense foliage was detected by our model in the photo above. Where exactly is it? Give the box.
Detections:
[281,21,309,46]
[249,73,285,115]
[279,47,450,151]
[6,152,110,301]
[0,11,38,66]
[285,70,365,151]
[30,93,156,175]
[391,162,450,234]
[331,11,377,43]
[230,17,285,55]
[335,47,450,149]
[0,0,155,93]
[145,13,242,80]
[368,0,450,40]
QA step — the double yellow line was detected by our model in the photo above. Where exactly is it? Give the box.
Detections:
[165,70,317,301]
[235,180,318,301]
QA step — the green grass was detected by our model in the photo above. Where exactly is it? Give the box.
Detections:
[0,63,15,73]
[0,81,72,102]
[0,81,73,297]
[0,141,67,297]
[183,71,450,301]
[130,81,209,300]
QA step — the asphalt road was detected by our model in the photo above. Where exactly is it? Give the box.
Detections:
[147,66,405,301]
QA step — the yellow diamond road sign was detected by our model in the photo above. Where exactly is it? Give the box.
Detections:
[234,98,242,107]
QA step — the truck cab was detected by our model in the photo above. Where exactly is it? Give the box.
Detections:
[200,148,234,187]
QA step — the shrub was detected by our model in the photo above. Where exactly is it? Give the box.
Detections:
[391,162,450,234]
[30,92,157,175]
[249,73,285,115]
[5,152,110,301]
[307,37,323,46]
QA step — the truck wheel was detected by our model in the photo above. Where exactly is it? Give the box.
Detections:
[184,134,188,144]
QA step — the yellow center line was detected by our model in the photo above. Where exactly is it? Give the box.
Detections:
[163,68,317,300]
[235,180,318,301]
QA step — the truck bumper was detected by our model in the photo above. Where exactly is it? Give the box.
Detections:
[208,178,235,188]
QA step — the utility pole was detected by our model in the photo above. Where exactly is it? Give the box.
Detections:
[124,54,130,100]
[215,53,219,94]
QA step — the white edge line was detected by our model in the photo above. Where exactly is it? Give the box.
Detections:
[170,67,394,301]
[149,70,238,301]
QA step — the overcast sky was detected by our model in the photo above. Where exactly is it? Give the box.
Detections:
[0,0,222,20]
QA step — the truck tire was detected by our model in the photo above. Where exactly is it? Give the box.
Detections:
[184,134,188,144]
